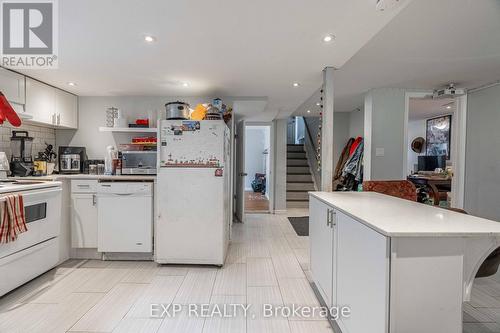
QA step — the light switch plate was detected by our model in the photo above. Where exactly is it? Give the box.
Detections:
[375,148,385,157]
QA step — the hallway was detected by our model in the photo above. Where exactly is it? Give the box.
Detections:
[244,191,270,212]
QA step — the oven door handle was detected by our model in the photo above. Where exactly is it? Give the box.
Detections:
[18,187,62,198]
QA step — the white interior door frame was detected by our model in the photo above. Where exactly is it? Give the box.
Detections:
[403,91,433,179]
[245,121,275,213]
[403,91,467,209]
[235,119,246,222]
[452,94,467,209]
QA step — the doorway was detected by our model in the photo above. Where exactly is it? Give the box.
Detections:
[244,125,271,213]
[405,93,465,208]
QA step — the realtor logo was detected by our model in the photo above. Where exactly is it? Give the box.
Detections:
[0,0,58,68]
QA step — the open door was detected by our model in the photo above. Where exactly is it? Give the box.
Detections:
[234,120,246,222]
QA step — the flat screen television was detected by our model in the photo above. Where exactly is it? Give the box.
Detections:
[418,155,446,172]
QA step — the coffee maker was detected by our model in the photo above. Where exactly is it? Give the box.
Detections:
[58,146,87,174]
[10,131,34,177]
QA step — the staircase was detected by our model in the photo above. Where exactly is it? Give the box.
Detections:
[286,144,315,208]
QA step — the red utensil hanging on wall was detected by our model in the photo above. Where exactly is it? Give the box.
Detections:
[0,92,22,127]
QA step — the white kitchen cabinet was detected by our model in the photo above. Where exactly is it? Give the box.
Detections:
[25,77,78,128]
[71,180,98,248]
[26,78,55,125]
[0,67,25,105]
[335,210,389,333]
[71,194,98,248]
[309,197,336,308]
[309,192,492,333]
[310,195,389,332]
[55,88,78,129]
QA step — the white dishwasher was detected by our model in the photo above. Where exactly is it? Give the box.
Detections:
[97,182,153,253]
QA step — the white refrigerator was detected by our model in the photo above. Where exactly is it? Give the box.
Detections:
[155,120,231,265]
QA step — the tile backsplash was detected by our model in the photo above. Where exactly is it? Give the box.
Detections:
[0,123,56,160]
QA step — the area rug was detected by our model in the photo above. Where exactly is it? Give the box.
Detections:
[287,216,309,236]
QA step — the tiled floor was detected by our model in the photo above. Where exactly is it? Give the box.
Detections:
[1,209,499,333]
[0,209,332,333]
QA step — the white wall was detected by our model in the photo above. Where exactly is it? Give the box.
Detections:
[295,117,305,143]
[407,119,426,174]
[56,96,232,159]
[364,88,406,180]
[244,126,270,190]
[349,107,364,139]
[333,112,350,167]
[465,84,500,221]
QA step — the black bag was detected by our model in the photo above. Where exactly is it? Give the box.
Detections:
[251,173,266,194]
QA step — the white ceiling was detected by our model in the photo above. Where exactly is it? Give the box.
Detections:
[331,0,500,112]
[408,98,455,121]
[15,0,408,119]
[293,0,500,116]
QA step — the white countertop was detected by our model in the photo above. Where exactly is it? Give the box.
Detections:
[0,180,62,194]
[13,174,156,181]
[310,191,500,237]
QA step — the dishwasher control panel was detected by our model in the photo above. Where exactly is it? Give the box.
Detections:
[97,182,153,195]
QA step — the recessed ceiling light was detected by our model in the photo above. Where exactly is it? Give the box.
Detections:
[182,82,189,87]
[323,34,335,43]
[307,110,311,113]
[446,105,452,109]
[316,102,321,106]
[67,82,76,86]
[292,82,300,87]
[144,35,156,43]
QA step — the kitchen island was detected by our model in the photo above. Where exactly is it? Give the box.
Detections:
[309,191,500,333]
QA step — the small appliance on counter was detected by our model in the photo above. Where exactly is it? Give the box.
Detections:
[84,159,105,174]
[121,150,157,175]
[10,131,34,177]
[165,101,190,120]
[58,146,87,174]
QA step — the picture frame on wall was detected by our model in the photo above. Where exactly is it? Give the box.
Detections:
[426,115,452,159]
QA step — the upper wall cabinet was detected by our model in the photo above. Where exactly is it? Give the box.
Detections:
[26,78,55,125]
[55,89,78,129]
[0,67,25,105]
[25,77,78,129]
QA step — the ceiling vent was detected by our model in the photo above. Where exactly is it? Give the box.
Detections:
[432,84,466,99]
[376,0,401,11]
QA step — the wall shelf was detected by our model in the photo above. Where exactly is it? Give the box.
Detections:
[99,127,157,133]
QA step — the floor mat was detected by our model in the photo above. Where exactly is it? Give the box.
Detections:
[287,216,309,236]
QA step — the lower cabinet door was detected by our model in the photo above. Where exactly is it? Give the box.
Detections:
[71,194,98,248]
[336,211,390,333]
[309,197,335,307]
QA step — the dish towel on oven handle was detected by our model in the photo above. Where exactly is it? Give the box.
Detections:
[0,194,27,244]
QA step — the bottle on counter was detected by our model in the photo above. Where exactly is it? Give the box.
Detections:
[104,146,118,175]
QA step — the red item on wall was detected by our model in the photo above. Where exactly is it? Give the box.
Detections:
[0,92,22,127]
[349,136,363,156]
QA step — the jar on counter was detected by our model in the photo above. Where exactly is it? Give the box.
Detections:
[88,164,97,175]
